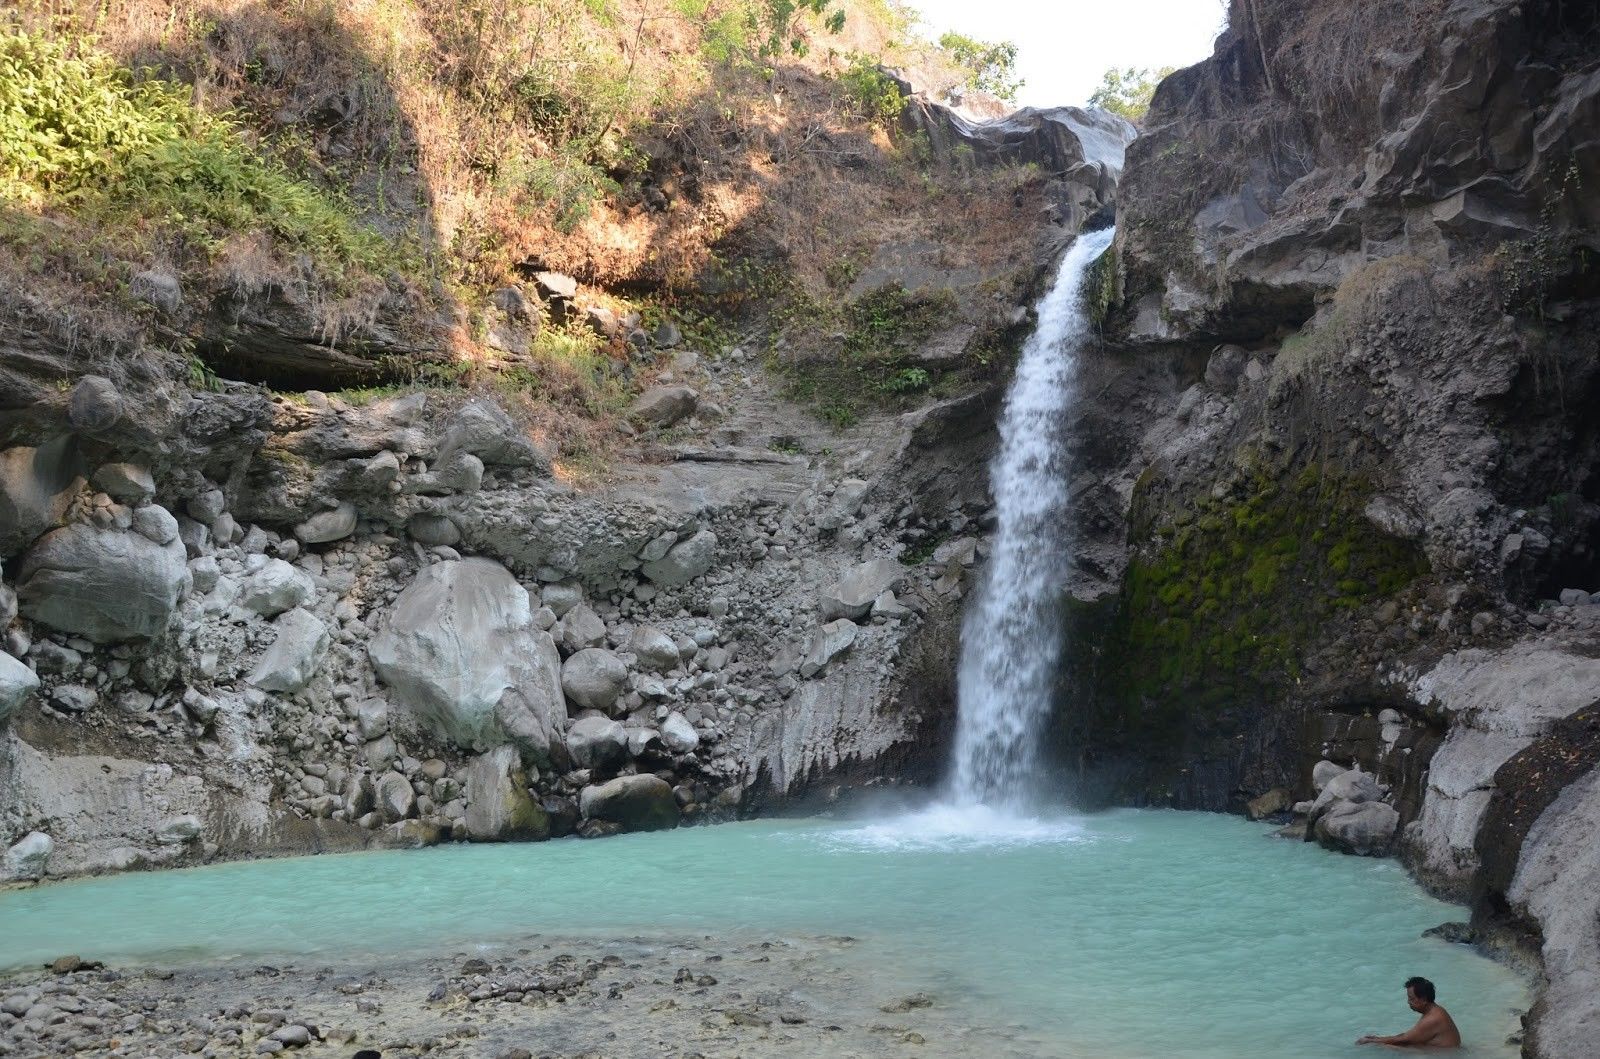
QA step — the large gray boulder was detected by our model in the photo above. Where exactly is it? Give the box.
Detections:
[1313,800,1400,856]
[579,774,680,833]
[820,558,907,620]
[2,831,52,881]
[0,438,84,558]
[629,626,681,672]
[376,772,417,822]
[294,502,357,544]
[0,652,40,724]
[369,558,568,764]
[238,559,315,618]
[16,519,187,642]
[248,608,330,692]
[556,603,606,653]
[435,399,548,470]
[659,711,699,754]
[464,746,549,841]
[640,529,717,586]
[561,648,628,712]
[565,715,627,770]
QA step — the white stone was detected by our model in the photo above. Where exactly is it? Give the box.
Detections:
[248,608,330,692]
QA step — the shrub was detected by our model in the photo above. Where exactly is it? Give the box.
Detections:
[0,31,391,277]
[839,53,904,127]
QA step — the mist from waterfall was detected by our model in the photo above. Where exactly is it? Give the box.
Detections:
[947,227,1114,809]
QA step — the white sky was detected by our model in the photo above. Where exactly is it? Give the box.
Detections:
[904,0,1231,109]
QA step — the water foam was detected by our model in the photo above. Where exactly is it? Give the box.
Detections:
[822,803,1089,853]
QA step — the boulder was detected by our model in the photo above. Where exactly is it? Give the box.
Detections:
[0,652,39,724]
[1246,788,1293,820]
[820,558,907,620]
[660,711,700,754]
[556,603,607,653]
[369,558,568,764]
[816,478,871,531]
[248,608,330,692]
[90,463,155,503]
[630,386,699,428]
[16,520,187,642]
[565,715,628,770]
[1314,800,1400,856]
[533,271,578,301]
[561,648,628,712]
[579,774,680,833]
[799,619,858,678]
[238,559,315,618]
[406,513,461,547]
[134,505,180,545]
[376,772,417,822]
[435,399,548,470]
[67,375,122,433]
[0,438,85,558]
[294,502,357,544]
[155,815,203,845]
[1311,760,1347,792]
[628,627,681,672]
[540,581,584,618]
[129,269,183,315]
[640,529,717,586]
[2,831,52,881]
[186,488,226,525]
[464,746,550,841]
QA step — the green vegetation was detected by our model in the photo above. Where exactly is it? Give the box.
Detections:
[1087,66,1176,123]
[937,32,1023,103]
[1106,466,1428,732]
[1084,243,1118,327]
[774,281,956,426]
[0,31,395,281]
[839,54,906,126]
[1497,161,1592,318]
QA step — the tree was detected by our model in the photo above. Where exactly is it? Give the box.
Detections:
[760,0,847,58]
[937,31,1023,103]
[1087,66,1176,123]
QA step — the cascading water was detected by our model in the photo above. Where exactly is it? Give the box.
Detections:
[948,227,1114,809]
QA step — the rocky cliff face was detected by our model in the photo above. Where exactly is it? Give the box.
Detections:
[0,81,1132,884]
[1065,1,1599,1054]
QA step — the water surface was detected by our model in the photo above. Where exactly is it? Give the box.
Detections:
[1,808,1525,1057]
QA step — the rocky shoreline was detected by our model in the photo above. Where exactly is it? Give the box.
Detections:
[0,931,1056,1059]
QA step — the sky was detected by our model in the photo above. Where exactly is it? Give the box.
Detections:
[903,0,1231,109]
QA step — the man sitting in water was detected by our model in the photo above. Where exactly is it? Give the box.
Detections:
[1357,977,1462,1048]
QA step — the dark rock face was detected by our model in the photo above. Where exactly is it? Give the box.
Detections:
[1059,2,1599,1052]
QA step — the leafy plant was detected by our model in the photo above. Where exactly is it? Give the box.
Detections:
[839,54,905,127]
[0,31,393,278]
[937,31,1023,103]
[1087,65,1176,122]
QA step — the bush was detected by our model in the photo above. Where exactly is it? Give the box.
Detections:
[0,31,391,276]
[839,54,905,127]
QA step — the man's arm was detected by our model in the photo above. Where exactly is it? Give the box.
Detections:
[1357,1011,1442,1047]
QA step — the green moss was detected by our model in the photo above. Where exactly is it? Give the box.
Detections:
[1103,467,1429,734]
[1084,242,1118,328]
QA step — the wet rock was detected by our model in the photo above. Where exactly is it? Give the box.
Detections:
[1422,921,1476,944]
[640,529,717,586]
[16,519,187,642]
[464,746,549,841]
[579,774,680,833]
[1313,800,1399,856]
[1246,788,1293,820]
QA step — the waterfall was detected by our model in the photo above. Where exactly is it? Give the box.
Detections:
[948,227,1114,808]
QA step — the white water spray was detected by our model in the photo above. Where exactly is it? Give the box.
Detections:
[948,227,1114,809]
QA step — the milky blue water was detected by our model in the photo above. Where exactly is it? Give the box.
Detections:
[0,808,1526,1057]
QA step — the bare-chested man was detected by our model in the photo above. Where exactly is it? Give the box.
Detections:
[1357,976,1462,1049]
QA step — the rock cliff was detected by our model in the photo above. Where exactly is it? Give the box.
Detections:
[1061,2,1598,1054]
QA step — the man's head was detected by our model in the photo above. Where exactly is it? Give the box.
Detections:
[1405,976,1436,1011]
